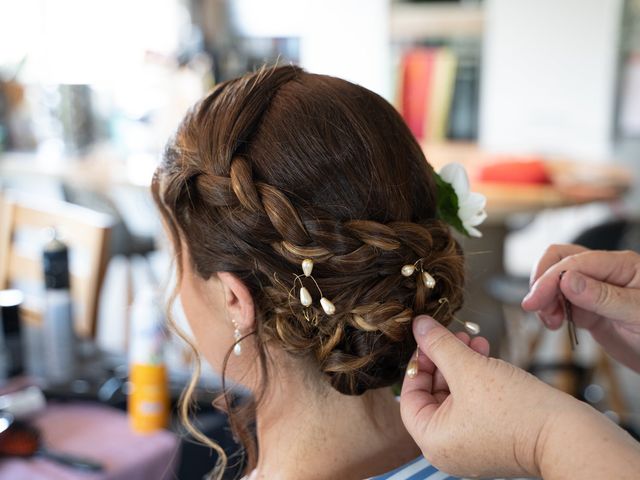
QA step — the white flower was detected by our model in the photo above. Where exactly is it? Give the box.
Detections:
[439,162,487,238]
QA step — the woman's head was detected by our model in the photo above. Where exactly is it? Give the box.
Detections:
[153,65,464,397]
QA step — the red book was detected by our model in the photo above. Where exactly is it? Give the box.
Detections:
[478,159,552,185]
[400,49,436,141]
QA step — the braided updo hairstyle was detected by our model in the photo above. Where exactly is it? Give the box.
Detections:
[152,65,464,473]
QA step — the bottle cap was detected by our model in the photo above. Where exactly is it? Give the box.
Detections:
[43,229,70,290]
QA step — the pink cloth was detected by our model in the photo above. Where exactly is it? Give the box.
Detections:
[0,402,180,480]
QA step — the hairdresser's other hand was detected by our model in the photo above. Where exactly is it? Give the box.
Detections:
[400,315,575,478]
[522,244,640,372]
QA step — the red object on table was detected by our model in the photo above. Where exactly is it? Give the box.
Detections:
[477,158,553,185]
[0,402,180,480]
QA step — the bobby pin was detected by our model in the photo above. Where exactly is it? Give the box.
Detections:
[559,271,579,350]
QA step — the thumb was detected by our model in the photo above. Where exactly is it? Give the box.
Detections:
[561,270,640,322]
[413,315,476,384]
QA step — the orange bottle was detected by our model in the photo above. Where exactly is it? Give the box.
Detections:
[128,289,169,433]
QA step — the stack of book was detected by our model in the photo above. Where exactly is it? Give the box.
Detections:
[396,46,478,142]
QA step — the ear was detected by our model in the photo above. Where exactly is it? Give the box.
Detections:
[217,272,255,332]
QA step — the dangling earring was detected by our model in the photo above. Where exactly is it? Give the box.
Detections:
[232,319,242,356]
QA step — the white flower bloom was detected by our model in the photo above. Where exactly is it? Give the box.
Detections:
[439,162,487,238]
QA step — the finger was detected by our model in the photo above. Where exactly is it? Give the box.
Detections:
[529,244,588,287]
[560,270,640,323]
[536,299,566,329]
[455,331,471,345]
[413,315,481,388]
[433,391,449,404]
[523,250,640,312]
[432,332,474,392]
[401,368,441,435]
[469,336,490,357]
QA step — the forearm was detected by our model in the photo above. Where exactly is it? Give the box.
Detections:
[537,399,640,479]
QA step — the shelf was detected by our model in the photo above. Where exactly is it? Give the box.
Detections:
[391,2,484,40]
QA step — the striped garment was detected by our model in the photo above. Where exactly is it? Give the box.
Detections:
[370,456,457,480]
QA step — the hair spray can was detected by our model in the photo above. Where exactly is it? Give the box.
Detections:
[42,231,76,384]
[128,288,169,433]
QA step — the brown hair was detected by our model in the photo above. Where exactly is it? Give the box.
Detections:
[152,65,464,477]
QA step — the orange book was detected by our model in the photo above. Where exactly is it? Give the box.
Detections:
[400,49,436,141]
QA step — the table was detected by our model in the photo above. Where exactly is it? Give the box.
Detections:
[423,142,633,219]
[0,402,180,480]
[422,142,633,354]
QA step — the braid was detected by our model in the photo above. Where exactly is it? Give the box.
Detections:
[156,66,464,399]
[154,66,468,475]
[188,166,462,393]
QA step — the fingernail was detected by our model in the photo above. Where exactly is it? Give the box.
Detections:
[414,315,437,337]
[522,291,532,303]
[569,272,586,295]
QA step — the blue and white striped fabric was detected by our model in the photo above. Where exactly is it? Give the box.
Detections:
[370,456,458,480]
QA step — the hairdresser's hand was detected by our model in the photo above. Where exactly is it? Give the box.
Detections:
[522,244,640,372]
[400,315,640,479]
[400,315,576,478]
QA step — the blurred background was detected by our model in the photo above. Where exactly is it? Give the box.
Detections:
[0,0,639,478]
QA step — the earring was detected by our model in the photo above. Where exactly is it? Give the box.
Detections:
[401,259,436,289]
[406,349,419,379]
[290,258,336,323]
[232,319,242,356]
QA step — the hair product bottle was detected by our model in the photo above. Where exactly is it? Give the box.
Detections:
[42,230,76,384]
[0,289,25,380]
[128,288,169,433]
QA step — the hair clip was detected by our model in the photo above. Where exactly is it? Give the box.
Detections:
[433,298,481,336]
[401,259,436,289]
[290,259,336,322]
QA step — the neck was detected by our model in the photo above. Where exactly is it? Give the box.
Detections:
[251,358,420,480]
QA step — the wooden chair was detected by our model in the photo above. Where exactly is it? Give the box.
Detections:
[0,192,113,338]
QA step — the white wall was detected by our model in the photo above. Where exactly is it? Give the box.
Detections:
[299,0,391,101]
[231,0,391,101]
[480,0,624,160]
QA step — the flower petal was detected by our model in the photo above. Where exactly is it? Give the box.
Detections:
[466,209,488,227]
[464,192,487,211]
[439,163,470,197]
[464,224,483,238]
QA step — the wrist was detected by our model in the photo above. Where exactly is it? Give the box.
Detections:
[534,397,640,480]
[531,392,584,478]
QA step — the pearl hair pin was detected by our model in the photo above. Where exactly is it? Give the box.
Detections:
[406,298,481,379]
[401,259,436,289]
[290,258,336,322]
[433,297,481,336]
[406,350,419,379]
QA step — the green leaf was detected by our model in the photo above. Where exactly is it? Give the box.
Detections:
[434,172,469,236]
